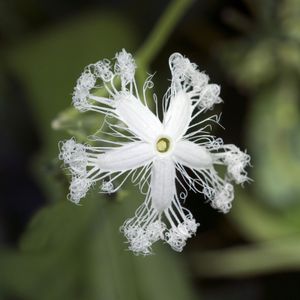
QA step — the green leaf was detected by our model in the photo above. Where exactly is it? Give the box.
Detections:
[229,191,300,242]
[248,82,300,208]
[191,236,300,278]
[4,10,139,200]
[5,11,139,156]
[0,186,196,300]
[221,40,277,89]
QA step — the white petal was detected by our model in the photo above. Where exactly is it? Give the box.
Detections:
[97,141,154,172]
[169,53,195,83]
[197,84,222,110]
[114,49,136,86]
[173,140,213,169]
[151,158,176,212]
[69,177,92,204]
[213,144,250,184]
[163,91,192,141]
[94,59,113,82]
[116,94,163,143]
[211,183,234,214]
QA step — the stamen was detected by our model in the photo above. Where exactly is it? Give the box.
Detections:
[156,137,170,153]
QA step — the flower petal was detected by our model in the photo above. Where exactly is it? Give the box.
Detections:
[212,144,250,184]
[197,84,222,110]
[116,94,163,143]
[151,158,176,212]
[97,141,154,172]
[163,91,192,141]
[173,140,213,169]
[114,49,136,86]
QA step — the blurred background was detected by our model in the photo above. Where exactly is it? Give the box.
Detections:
[1,0,300,299]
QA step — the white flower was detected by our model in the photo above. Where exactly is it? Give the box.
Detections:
[59,49,251,255]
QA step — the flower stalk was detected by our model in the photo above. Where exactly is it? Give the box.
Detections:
[136,0,194,67]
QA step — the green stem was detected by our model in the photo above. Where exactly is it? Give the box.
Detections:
[136,0,193,67]
[53,0,193,131]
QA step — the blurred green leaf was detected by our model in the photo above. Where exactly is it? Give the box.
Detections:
[221,0,300,88]
[191,235,300,278]
[217,2,300,278]
[1,6,199,300]
[280,0,300,42]
[229,191,300,242]
[5,10,138,156]
[4,10,139,201]
[0,186,196,300]
[248,81,300,208]
[221,40,277,88]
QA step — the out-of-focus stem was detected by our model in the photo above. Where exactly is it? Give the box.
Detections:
[53,0,193,131]
[136,0,193,67]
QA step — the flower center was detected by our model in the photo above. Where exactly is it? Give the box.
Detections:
[156,137,171,153]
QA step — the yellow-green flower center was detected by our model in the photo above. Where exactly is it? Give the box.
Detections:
[156,137,170,153]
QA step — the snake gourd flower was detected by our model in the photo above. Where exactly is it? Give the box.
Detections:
[59,49,251,255]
